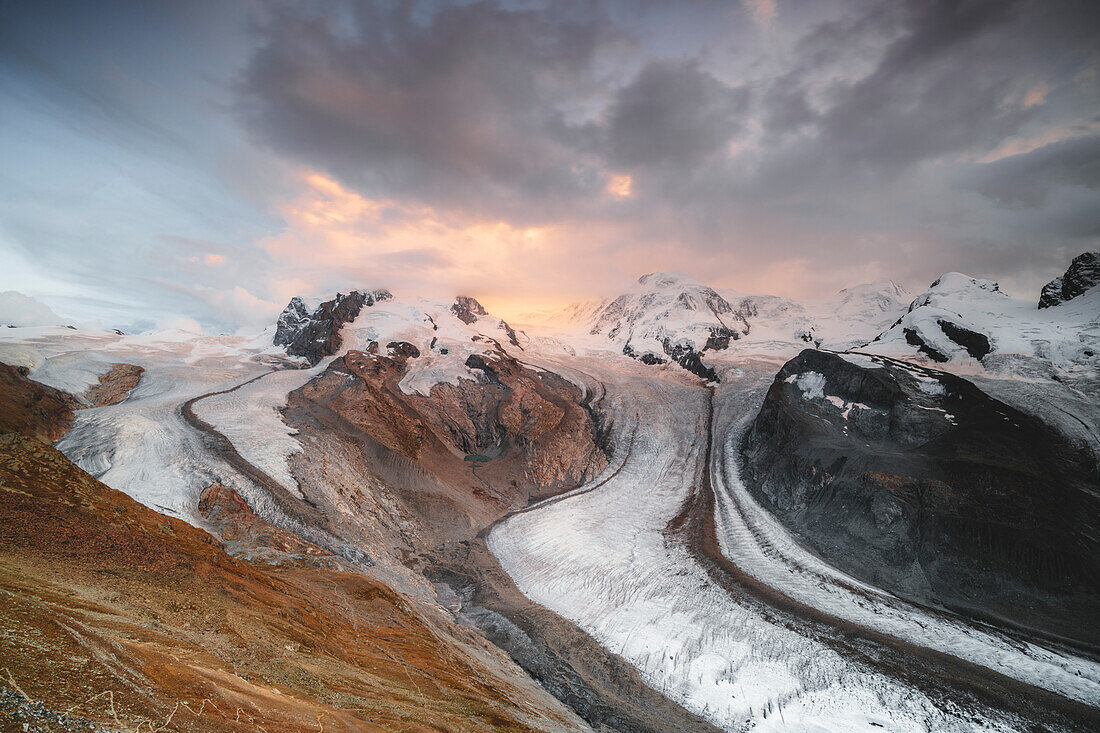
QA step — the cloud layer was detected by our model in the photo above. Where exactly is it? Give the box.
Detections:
[2,0,1098,328]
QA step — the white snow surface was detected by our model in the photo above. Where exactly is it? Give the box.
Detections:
[527,272,912,369]
[0,325,292,522]
[867,272,1100,378]
[488,356,1035,732]
[336,296,522,396]
[190,360,334,499]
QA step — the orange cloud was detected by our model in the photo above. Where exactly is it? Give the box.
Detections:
[1023,82,1048,108]
[977,123,1100,163]
[744,0,776,27]
[261,171,555,305]
[255,169,896,320]
[606,174,633,199]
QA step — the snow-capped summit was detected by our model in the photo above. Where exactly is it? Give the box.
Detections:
[585,271,752,379]
[591,272,748,348]
[867,266,1099,383]
[274,289,394,365]
[524,272,913,375]
[906,272,1004,312]
[272,290,527,396]
[866,273,1011,363]
[836,279,910,313]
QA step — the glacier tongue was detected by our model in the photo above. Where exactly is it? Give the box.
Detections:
[488,355,1039,732]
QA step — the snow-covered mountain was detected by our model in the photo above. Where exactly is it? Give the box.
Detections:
[579,271,750,379]
[867,269,1100,384]
[525,271,911,379]
[274,291,526,397]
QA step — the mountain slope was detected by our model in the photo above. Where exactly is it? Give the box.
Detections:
[867,271,1100,386]
[739,349,1100,646]
[0,368,586,733]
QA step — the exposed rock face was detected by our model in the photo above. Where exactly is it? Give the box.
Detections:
[450,296,522,348]
[198,482,339,566]
[82,362,143,407]
[274,289,393,365]
[283,347,608,555]
[499,319,522,348]
[662,342,719,382]
[740,349,1100,646]
[1039,251,1100,308]
[936,319,990,359]
[385,340,421,359]
[451,295,488,324]
[0,361,75,443]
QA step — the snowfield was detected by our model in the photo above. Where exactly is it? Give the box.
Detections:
[189,360,334,499]
[0,325,293,522]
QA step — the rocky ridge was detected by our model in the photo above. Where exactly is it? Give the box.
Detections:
[1039,251,1100,308]
[740,348,1100,646]
[274,289,393,365]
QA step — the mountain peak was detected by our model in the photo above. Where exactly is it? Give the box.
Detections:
[636,271,700,289]
[1038,251,1100,309]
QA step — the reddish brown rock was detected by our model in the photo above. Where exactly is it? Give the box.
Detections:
[0,361,75,443]
[198,482,335,565]
[283,347,608,556]
[0,433,585,732]
[82,362,143,407]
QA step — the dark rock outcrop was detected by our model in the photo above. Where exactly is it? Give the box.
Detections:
[622,344,666,365]
[1039,251,1100,308]
[273,289,392,365]
[386,341,421,359]
[499,320,522,348]
[450,296,522,348]
[704,326,737,351]
[936,319,991,360]
[903,327,949,362]
[663,341,719,382]
[623,340,720,381]
[451,295,488,324]
[740,349,1100,646]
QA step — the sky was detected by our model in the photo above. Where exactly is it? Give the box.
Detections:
[1,0,1098,332]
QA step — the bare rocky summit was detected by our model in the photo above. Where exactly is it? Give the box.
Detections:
[1039,251,1100,308]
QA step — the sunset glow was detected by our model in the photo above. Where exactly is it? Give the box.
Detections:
[0,0,1096,332]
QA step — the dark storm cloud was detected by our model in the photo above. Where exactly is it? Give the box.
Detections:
[4,0,1099,330]
[240,0,615,216]
[608,59,748,170]
[228,0,1099,299]
[962,135,1100,207]
[752,0,1033,194]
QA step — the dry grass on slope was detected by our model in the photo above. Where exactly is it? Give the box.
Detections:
[0,429,583,732]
